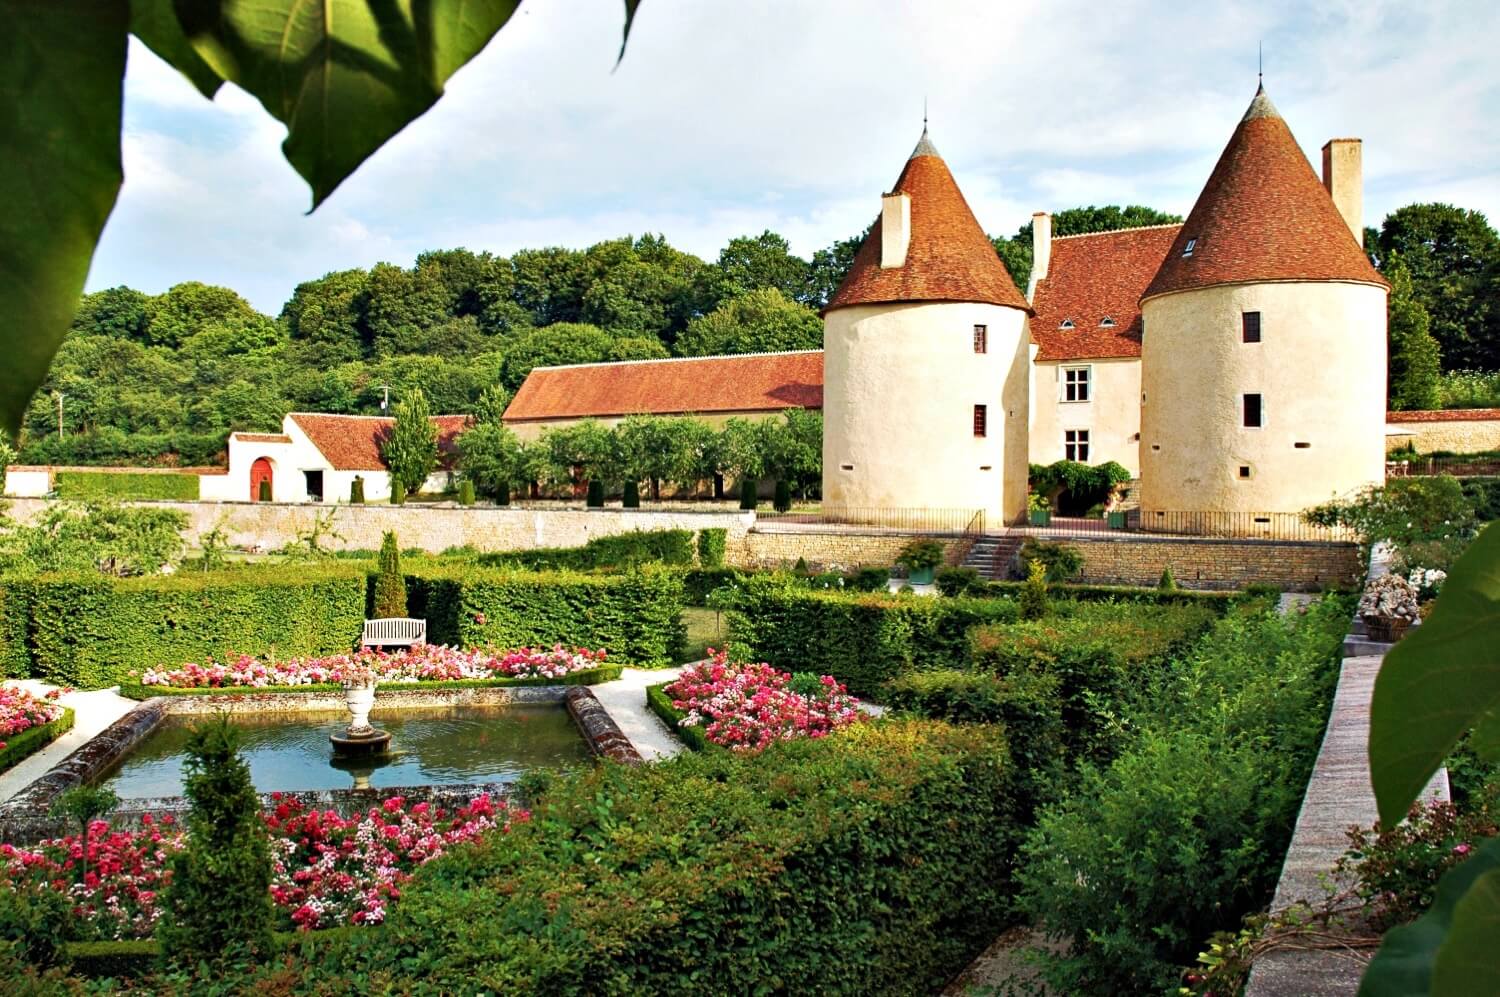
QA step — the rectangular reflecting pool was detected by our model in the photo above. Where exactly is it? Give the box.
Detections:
[96,705,592,798]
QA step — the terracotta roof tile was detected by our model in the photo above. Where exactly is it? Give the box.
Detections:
[1030,225,1181,361]
[827,133,1030,313]
[1387,408,1500,424]
[287,413,471,471]
[1143,86,1387,302]
[504,351,823,422]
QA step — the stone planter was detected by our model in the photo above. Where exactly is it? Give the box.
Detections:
[1362,614,1410,644]
[344,683,377,735]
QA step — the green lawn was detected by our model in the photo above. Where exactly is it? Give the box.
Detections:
[681,606,724,663]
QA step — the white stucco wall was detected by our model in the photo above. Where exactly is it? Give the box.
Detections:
[2,469,52,498]
[1139,280,1388,516]
[1028,356,1142,475]
[822,301,1030,526]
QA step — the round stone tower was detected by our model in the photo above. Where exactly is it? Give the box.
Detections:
[821,128,1032,528]
[1137,86,1389,525]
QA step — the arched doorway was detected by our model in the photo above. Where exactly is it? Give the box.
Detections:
[250,457,273,501]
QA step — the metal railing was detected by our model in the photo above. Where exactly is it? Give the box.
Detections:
[1387,456,1500,478]
[1017,509,1357,542]
[754,506,987,536]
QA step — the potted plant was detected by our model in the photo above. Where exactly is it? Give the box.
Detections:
[1028,491,1052,527]
[897,539,945,586]
[1359,572,1420,643]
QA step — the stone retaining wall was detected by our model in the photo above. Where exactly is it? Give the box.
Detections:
[3,497,753,555]
[1385,409,1500,453]
[732,530,974,571]
[1057,534,1363,591]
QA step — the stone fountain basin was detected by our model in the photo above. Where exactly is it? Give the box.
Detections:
[0,685,638,843]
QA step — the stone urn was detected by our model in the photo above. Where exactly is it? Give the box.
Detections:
[344,682,378,735]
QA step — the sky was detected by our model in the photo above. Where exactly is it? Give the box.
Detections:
[89,0,1500,314]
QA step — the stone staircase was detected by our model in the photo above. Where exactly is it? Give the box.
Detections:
[963,534,1024,581]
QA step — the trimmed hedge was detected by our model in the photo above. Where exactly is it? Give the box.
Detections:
[0,580,31,678]
[696,527,727,567]
[11,566,369,689]
[302,721,1020,993]
[53,470,199,501]
[726,577,1023,693]
[477,529,697,572]
[982,579,1238,608]
[680,566,746,606]
[407,565,685,667]
[118,665,624,701]
[0,708,74,774]
[1462,476,1500,522]
[645,681,710,752]
[65,928,365,980]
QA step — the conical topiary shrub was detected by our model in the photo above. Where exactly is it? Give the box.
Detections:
[739,478,759,511]
[586,480,605,508]
[774,480,792,513]
[257,479,271,502]
[1158,565,1177,591]
[623,480,640,508]
[458,480,475,506]
[373,531,407,618]
[350,476,365,504]
[496,481,511,507]
[390,480,406,505]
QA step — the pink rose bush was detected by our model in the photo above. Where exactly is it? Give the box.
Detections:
[136,644,607,688]
[0,795,523,939]
[665,651,863,752]
[0,686,66,739]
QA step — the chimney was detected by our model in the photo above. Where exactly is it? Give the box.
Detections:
[1027,211,1051,300]
[1321,139,1363,246]
[880,192,910,268]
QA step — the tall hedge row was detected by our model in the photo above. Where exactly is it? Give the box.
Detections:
[53,471,199,501]
[407,565,684,667]
[726,577,1022,693]
[9,567,369,688]
[304,721,1018,994]
[476,529,698,571]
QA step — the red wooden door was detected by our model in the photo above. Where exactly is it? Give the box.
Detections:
[250,458,273,501]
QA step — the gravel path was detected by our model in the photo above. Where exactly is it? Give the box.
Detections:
[588,666,688,761]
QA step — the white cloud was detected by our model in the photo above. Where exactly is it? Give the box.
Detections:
[88,0,1500,313]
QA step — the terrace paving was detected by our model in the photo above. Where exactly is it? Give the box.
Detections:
[0,681,137,804]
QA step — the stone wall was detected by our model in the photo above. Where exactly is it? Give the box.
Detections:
[3,498,753,554]
[1062,534,1362,591]
[732,529,973,571]
[1385,409,1500,454]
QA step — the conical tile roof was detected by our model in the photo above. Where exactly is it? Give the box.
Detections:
[1142,86,1386,302]
[826,129,1030,313]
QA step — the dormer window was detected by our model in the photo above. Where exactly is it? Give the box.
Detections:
[1099,317,1115,328]
[1059,319,1075,330]
[1182,238,1198,257]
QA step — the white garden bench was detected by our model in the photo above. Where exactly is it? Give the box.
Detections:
[361,618,427,649]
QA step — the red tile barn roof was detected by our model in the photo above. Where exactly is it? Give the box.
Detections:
[1030,225,1181,361]
[827,131,1030,313]
[1143,86,1386,302]
[503,351,825,421]
[287,413,471,471]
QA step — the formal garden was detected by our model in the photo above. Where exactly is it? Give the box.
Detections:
[0,472,1496,993]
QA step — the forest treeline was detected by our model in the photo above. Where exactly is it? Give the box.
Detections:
[14,202,1497,466]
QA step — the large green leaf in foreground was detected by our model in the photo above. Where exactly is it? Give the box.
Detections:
[0,0,129,438]
[178,0,525,208]
[1369,522,1500,826]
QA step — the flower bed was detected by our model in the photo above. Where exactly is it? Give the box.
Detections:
[661,652,863,752]
[0,686,74,774]
[0,794,523,941]
[136,645,608,690]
